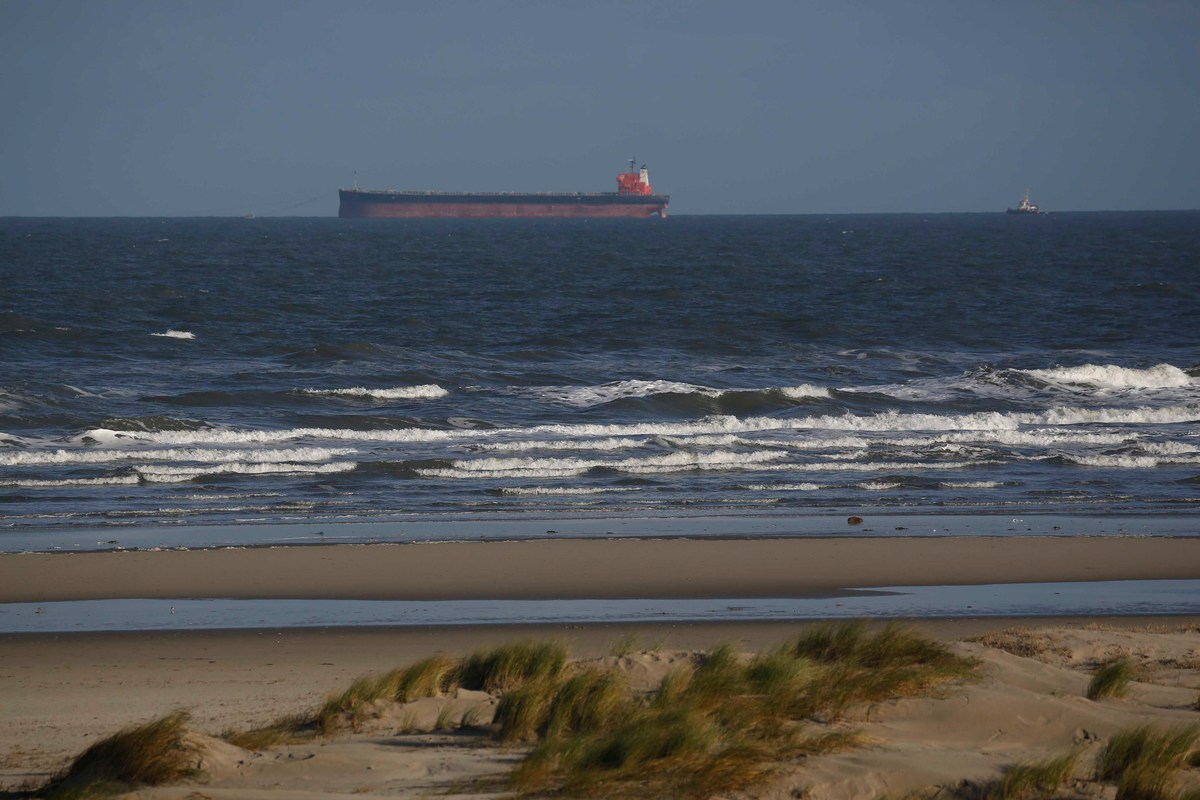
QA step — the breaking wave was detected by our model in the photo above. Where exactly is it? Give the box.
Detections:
[300,385,448,400]
[536,380,831,408]
[495,486,641,496]
[150,330,195,340]
[1015,363,1193,390]
[135,462,357,482]
[417,450,787,479]
[0,446,353,467]
[64,403,1200,448]
[2,476,142,488]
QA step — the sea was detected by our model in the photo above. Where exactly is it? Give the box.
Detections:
[2,212,1199,554]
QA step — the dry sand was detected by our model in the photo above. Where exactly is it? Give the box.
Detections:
[2,535,1199,796]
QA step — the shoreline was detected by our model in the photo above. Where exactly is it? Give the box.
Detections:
[5,510,1199,555]
[3,535,1199,604]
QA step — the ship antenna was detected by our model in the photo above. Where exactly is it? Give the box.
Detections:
[629,157,636,173]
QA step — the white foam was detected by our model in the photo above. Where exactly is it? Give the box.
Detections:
[536,380,830,407]
[75,426,461,446]
[857,481,903,491]
[301,385,448,400]
[0,446,353,467]
[779,385,831,399]
[539,380,721,407]
[785,460,993,472]
[3,476,142,488]
[751,436,872,450]
[418,450,786,479]
[496,486,640,496]
[71,404,1200,450]
[1134,441,1200,456]
[738,483,823,491]
[150,330,195,340]
[475,437,650,453]
[940,481,1002,489]
[136,461,357,482]
[1018,363,1192,390]
[1065,454,1200,469]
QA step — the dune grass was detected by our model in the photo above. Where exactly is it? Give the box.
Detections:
[984,749,1080,800]
[456,639,568,693]
[1097,724,1199,782]
[222,710,314,750]
[509,622,973,798]
[40,710,198,799]
[1087,657,1137,700]
[222,640,568,747]
[53,627,970,800]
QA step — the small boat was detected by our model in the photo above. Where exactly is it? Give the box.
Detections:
[243,213,256,219]
[1007,190,1041,214]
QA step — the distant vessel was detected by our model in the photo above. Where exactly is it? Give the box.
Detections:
[338,159,669,219]
[1007,189,1041,214]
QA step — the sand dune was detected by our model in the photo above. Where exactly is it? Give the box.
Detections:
[5,622,1199,798]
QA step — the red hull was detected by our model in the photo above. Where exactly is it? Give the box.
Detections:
[344,201,667,219]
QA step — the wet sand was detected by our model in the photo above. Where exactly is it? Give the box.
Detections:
[3,535,1199,603]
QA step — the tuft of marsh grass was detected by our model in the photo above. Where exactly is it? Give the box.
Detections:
[1097,724,1199,782]
[608,632,641,658]
[397,707,420,734]
[316,674,391,734]
[543,668,630,741]
[222,640,572,748]
[511,625,976,798]
[457,639,568,693]
[495,668,630,744]
[792,621,971,674]
[459,703,487,729]
[1114,766,1177,800]
[985,749,1080,800]
[41,710,198,799]
[434,702,459,731]
[1088,657,1137,700]
[222,711,314,750]
[493,679,556,743]
[379,654,458,702]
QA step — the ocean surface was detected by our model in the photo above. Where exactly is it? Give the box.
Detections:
[2,213,1198,550]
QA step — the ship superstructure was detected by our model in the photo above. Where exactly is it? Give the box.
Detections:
[339,159,669,219]
[1007,189,1041,214]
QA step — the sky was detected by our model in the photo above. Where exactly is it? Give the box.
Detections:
[1,0,1198,216]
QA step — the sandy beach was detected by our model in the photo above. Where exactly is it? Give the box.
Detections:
[1,534,1199,796]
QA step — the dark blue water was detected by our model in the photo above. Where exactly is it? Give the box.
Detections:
[2,213,1198,541]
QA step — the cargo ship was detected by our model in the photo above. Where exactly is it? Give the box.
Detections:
[338,160,669,219]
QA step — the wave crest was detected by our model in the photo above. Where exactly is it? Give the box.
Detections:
[1016,363,1192,390]
[300,385,448,400]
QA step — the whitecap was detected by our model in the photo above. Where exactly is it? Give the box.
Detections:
[418,449,786,479]
[0,446,354,467]
[779,385,831,399]
[150,330,195,340]
[535,379,830,407]
[737,483,823,491]
[1018,363,1192,390]
[300,385,448,400]
[496,486,640,496]
[940,481,1002,489]
[135,461,357,482]
[3,476,142,488]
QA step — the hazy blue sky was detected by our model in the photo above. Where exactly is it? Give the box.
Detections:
[2,1,1198,215]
